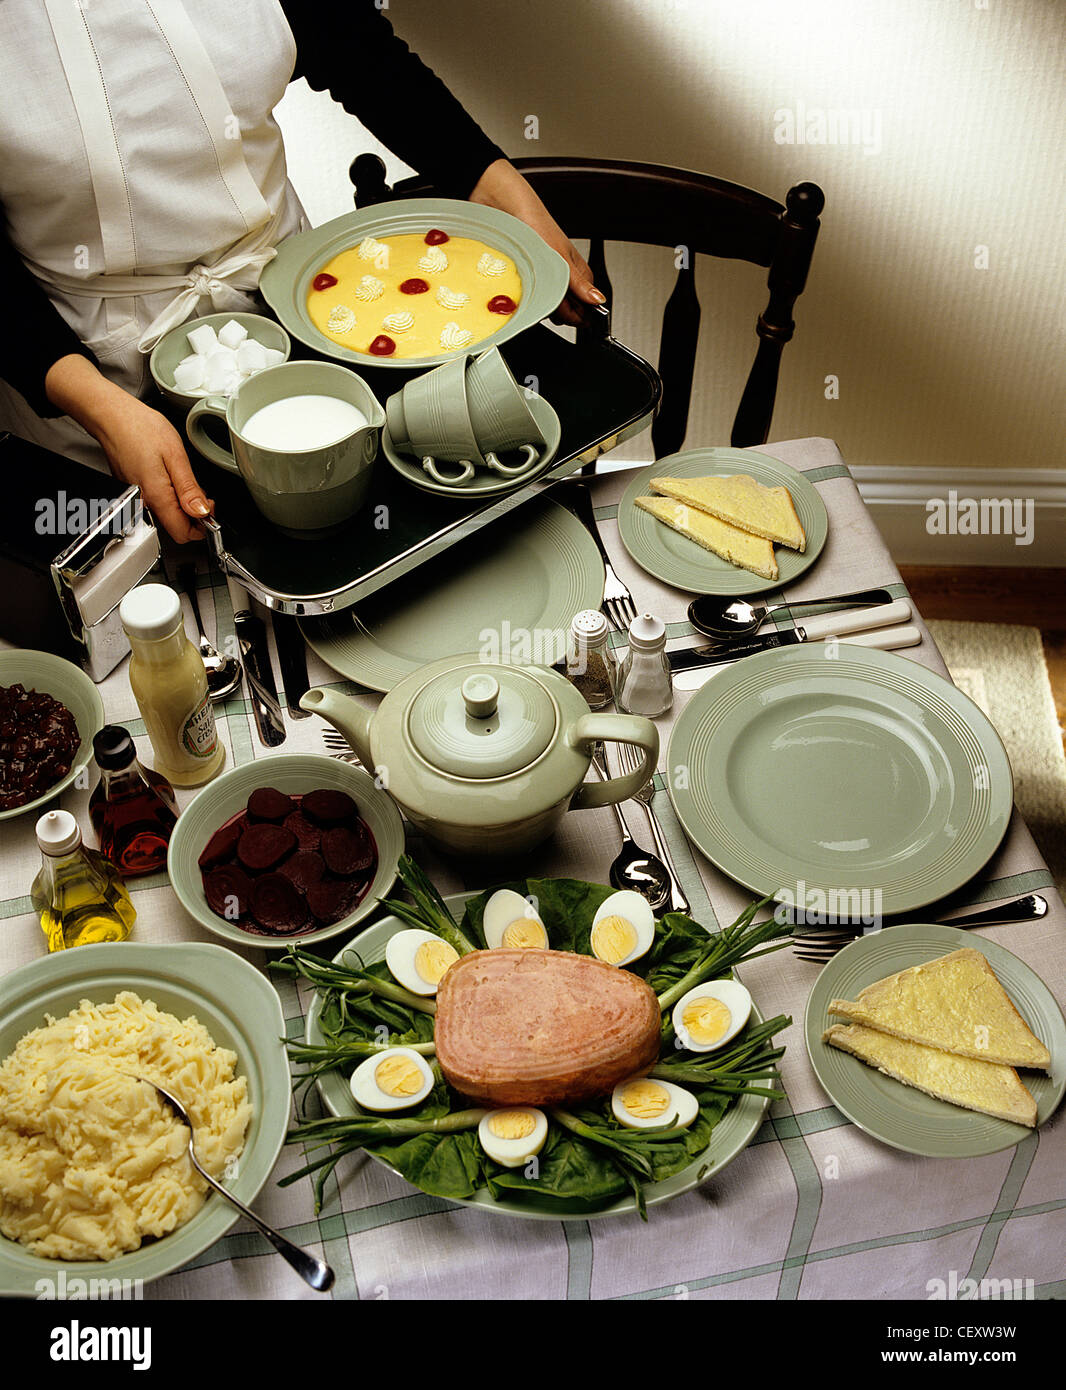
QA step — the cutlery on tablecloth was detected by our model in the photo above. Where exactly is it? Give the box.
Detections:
[687,586,894,640]
[559,480,637,633]
[783,894,1049,963]
[614,740,690,914]
[229,584,285,747]
[589,744,672,909]
[270,610,312,719]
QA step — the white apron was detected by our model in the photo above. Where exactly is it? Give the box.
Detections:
[0,0,307,468]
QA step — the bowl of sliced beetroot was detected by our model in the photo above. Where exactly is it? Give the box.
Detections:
[167,754,406,948]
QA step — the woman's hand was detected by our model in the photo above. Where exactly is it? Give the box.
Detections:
[44,355,212,544]
[469,159,605,326]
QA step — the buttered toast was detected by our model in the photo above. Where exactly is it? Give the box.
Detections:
[827,949,1051,1071]
[633,496,778,581]
[823,1023,1038,1127]
[650,474,806,552]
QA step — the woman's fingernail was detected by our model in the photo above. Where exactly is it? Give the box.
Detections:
[191,499,210,516]
[587,288,606,304]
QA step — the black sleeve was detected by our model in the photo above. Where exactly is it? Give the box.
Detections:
[0,206,97,416]
[282,0,508,198]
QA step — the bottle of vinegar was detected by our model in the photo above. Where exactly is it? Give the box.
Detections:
[31,810,136,951]
[119,584,225,787]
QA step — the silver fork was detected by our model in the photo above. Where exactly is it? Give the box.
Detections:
[788,893,1049,963]
[563,480,637,633]
[615,740,690,914]
[322,728,360,762]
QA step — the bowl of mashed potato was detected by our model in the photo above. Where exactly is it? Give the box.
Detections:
[0,943,290,1296]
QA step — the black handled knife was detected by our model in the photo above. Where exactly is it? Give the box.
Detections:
[233,605,286,746]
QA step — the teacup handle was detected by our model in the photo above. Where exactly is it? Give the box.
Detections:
[567,713,660,809]
[186,396,241,474]
[422,455,476,486]
[483,444,543,477]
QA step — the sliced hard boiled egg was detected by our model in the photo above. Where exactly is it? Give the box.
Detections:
[350,1048,434,1112]
[385,928,459,996]
[478,1108,549,1168]
[589,889,655,967]
[482,888,549,950]
[611,1076,699,1130]
[671,979,752,1053]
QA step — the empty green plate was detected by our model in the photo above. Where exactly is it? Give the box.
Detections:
[260,198,570,371]
[805,924,1066,1156]
[666,644,1014,916]
[300,500,604,692]
[617,447,828,595]
[306,894,774,1220]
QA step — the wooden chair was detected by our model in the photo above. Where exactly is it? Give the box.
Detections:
[349,154,824,457]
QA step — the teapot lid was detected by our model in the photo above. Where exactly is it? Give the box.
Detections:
[407,665,558,779]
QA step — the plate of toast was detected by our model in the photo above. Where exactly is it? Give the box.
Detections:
[617,447,828,594]
[805,925,1066,1156]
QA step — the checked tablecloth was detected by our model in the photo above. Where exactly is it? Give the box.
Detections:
[3,437,1063,1301]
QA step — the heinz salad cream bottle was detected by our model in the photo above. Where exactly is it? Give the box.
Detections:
[119,584,225,787]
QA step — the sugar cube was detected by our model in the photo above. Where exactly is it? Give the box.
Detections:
[203,347,237,393]
[172,357,205,392]
[262,347,285,367]
[186,324,219,356]
[217,318,249,350]
[236,339,268,374]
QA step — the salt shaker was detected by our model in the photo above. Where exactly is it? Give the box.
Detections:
[565,610,618,710]
[616,613,673,717]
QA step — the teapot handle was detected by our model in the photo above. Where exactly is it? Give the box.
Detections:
[567,714,659,810]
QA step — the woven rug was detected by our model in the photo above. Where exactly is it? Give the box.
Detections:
[928,619,1066,895]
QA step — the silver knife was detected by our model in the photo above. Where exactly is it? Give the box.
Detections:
[669,600,914,673]
[230,591,286,747]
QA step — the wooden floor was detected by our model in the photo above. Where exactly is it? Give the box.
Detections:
[899,566,1066,750]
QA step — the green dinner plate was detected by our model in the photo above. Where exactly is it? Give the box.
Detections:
[305,894,773,1220]
[0,943,289,1296]
[666,644,1014,916]
[0,650,104,821]
[260,198,570,371]
[167,753,405,950]
[617,447,829,594]
[381,390,562,498]
[299,500,604,692]
[805,924,1066,1156]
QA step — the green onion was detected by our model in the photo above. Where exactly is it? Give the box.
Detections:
[382,855,478,956]
[653,1013,791,1100]
[656,895,786,1014]
[272,946,436,1015]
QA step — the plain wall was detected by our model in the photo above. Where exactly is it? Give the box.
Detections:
[276,0,1066,471]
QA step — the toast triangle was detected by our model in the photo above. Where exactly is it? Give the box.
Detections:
[650,474,806,552]
[633,496,778,580]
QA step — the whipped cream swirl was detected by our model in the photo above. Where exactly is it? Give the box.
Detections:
[382,311,415,333]
[357,235,390,264]
[435,285,470,310]
[353,274,385,301]
[477,252,507,277]
[326,304,356,333]
[440,321,474,350]
[418,245,449,273]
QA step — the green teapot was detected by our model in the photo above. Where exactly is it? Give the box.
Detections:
[301,654,659,858]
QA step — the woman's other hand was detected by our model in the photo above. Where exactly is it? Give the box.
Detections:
[469,159,605,326]
[44,355,212,544]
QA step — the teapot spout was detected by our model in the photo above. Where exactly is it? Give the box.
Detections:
[300,687,373,766]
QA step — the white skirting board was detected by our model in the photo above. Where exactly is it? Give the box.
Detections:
[850,467,1066,568]
[603,460,1066,568]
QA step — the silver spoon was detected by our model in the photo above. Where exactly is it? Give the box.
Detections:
[688,586,893,641]
[177,563,243,701]
[590,745,671,910]
[129,1074,334,1292]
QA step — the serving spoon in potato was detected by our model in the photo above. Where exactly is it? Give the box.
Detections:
[129,1075,334,1292]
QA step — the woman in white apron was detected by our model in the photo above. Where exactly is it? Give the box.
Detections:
[0,0,600,542]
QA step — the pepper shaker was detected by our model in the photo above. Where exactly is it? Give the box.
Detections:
[565,610,618,710]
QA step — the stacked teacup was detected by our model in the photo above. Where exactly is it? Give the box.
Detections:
[385,348,548,488]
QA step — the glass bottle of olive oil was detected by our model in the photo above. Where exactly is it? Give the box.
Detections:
[31,810,136,951]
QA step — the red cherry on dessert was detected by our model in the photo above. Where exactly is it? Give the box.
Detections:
[399,278,430,295]
[312,272,338,291]
[487,295,518,315]
[368,335,396,356]
[424,229,449,245]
